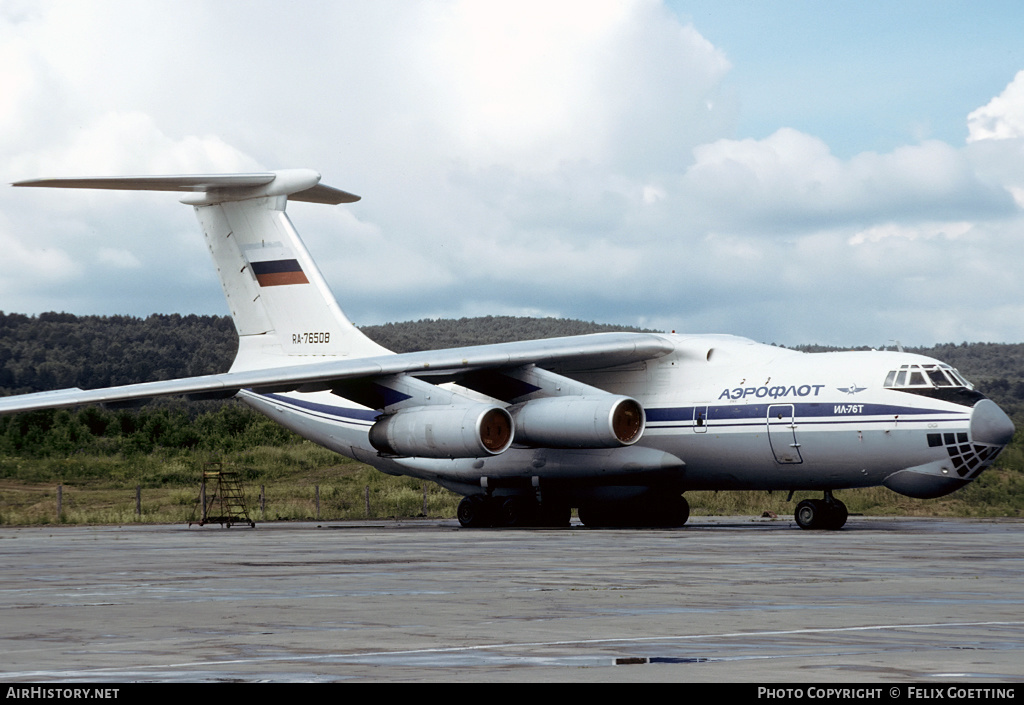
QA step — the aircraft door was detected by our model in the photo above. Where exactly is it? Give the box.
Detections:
[693,405,709,433]
[767,404,803,464]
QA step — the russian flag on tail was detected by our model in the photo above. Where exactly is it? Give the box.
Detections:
[250,258,309,286]
[245,245,309,287]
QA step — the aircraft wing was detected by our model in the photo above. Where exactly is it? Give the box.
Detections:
[0,332,673,415]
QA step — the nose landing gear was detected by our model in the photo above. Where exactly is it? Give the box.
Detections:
[794,491,848,530]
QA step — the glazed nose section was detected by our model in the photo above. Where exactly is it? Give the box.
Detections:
[971,399,1015,446]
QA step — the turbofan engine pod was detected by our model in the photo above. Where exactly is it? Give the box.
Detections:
[369,404,514,458]
[511,395,645,448]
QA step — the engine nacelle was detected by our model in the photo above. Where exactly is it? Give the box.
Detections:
[369,404,514,458]
[511,396,645,448]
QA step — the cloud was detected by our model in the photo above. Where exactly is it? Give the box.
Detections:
[967,70,1024,142]
[412,0,732,173]
[9,111,262,178]
[1,1,1023,347]
[678,129,1015,233]
[848,221,973,245]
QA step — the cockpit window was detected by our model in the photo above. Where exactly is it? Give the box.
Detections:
[926,368,953,387]
[884,363,974,390]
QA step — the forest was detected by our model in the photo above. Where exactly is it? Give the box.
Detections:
[0,312,655,458]
[2,310,1024,458]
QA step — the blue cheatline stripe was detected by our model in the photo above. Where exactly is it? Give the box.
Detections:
[646,402,957,423]
[646,402,968,429]
[251,391,378,425]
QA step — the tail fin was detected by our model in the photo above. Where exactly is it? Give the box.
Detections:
[14,169,391,371]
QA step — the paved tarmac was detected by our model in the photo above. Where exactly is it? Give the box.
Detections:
[0,515,1022,683]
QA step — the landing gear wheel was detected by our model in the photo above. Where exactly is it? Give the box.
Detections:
[643,494,690,527]
[655,494,690,527]
[578,494,689,528]
[577,503,613,528]
[795,499,822,530]
[795,498,848,530]
[536,502,571,528]
[824,499,848,530]
[457,495,492,528]
[497,496,538,527]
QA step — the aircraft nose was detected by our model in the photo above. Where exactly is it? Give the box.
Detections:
[971,399,1015,446]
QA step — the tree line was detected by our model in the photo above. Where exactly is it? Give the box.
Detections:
[1,311,1022,459]
[0,311,647,395]
[0,312,648,458]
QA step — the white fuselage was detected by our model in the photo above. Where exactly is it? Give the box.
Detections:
[239,333,1008,503]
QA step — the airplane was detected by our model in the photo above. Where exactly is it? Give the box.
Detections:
[3,169,1016,530]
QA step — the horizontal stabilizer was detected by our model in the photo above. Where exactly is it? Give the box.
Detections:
[12,169,359,205]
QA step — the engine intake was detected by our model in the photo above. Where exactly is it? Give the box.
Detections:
[369,404,514,458]
[512,396,645,448]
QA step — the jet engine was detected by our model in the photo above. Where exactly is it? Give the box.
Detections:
[369,404,514,458]
[511,395,645,448]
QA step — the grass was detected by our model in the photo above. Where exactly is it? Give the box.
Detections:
[2,438,1023,526]
[0,441,462,526]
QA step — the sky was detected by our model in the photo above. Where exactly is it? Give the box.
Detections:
[2,0,1024,347]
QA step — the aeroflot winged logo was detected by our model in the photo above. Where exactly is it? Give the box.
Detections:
[245,245,309,287]
[838,383,867,395]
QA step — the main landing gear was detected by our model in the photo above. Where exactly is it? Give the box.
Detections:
[457,494,571,528]
[794,491,848,530]
[457,492,691,529]
[577,494,689,528]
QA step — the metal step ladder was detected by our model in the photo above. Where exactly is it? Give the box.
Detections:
[191,462,255,528]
